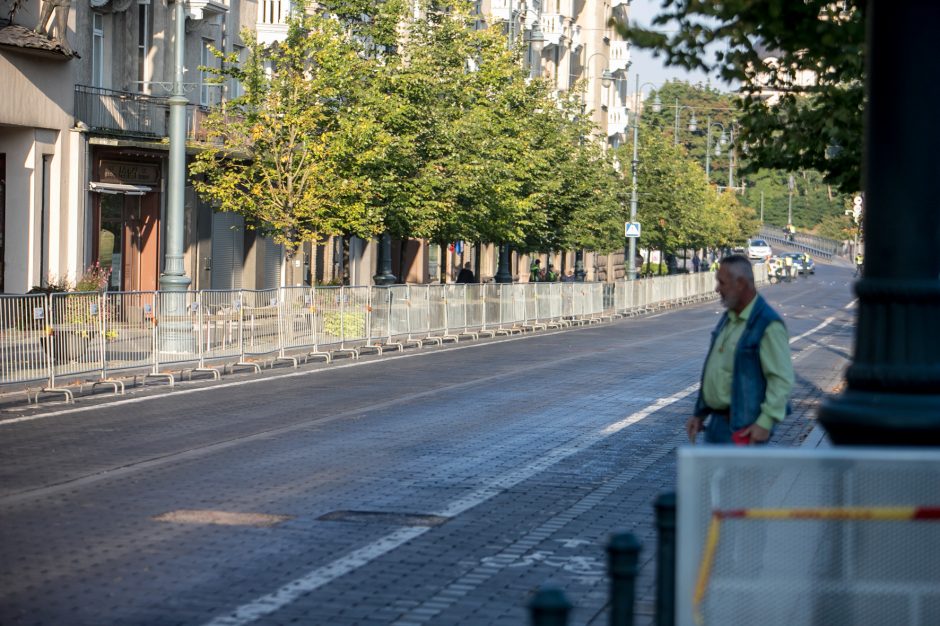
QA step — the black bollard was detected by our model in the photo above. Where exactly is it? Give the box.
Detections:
[655,492,677,626]
[529,586,572,626]
[607,532,641,626]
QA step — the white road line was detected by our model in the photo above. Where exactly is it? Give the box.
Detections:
[202,383,701,626]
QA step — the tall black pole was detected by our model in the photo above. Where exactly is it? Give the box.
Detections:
[818,0,940,445]
[494,244,513,283]
[373,232,396,285]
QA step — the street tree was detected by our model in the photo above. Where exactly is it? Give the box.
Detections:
[191,11,390,253]
[616,0,865,193]
[634,130,711,266]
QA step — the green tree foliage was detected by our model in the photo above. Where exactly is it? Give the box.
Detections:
[632,82,852,234]
[615,0,865,193]
[191,11,390,252]
[634,131,709,255]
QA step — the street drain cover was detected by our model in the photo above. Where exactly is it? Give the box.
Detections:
[317,510,449,527]
[153,509,291,527]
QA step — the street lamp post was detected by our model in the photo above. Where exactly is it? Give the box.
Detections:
[672,98,697,146]
[704,117,735,190]
[160,0,191,297]
[627,75,661,281]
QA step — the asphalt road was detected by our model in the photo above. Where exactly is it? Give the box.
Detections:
[0,264,857,626]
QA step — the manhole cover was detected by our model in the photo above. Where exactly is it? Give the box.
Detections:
[317,510,449,527]
[154,509,291,527]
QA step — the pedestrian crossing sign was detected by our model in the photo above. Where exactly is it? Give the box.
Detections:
[624,222,641,238]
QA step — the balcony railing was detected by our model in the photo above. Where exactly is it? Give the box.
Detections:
[74,85,217,142]
[609,40,631,73]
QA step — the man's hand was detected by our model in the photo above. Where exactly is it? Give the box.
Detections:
[686,416,705,443]
[740,423,771,444]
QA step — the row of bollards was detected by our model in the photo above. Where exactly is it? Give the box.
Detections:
[528,491,677,626]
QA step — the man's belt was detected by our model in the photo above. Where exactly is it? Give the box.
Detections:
[708,407,731,419]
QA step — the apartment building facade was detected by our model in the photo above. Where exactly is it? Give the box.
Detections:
[0,0,630,293]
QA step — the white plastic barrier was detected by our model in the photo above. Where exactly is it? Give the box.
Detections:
[678,448,940,626]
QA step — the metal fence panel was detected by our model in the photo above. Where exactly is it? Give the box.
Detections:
[443,284,468,332]
[47,292,106,382]
[239,289,282,358]
[342,287,371,348]
[466,285,485,331]
[279,287,318,352]
[428,285,447,335]
[0,294,53,386]
[101,291,157,375]
[482,284,501,332]
[387,285,411,339]
[313,286,344,349]
[409,285,431,339]
[154,291,201,367]
[368,286,391,344]
[197,290,244,365]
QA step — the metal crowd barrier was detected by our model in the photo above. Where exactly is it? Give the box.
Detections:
[2,272,740,403]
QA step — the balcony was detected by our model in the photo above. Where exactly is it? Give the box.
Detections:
[540,14,565,46]
[607,106,628,136]
[609,40,631,72]
[489,0,511,21]
[257,0,291,45]
[74,85,216,143]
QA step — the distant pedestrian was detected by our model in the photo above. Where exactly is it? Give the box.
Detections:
[854,253,864,277]
[692,253,701,273]
[562,270,575,282]
[456,262,474,284]
[529,259,541,282]
[686,255,793,445]
[545,264,558,282]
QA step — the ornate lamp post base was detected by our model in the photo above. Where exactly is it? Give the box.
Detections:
[494,244,513,283]
[373,232,397,285]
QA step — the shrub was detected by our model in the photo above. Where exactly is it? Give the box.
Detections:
[75,263,111,292]
[322,311,366,338]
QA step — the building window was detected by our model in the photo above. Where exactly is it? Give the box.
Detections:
[230,45,246,100]
[92,13,104,87]
[137,0,152,93]
[201,39,215,106]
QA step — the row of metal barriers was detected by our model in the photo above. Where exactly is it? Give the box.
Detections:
[0,270,743,403]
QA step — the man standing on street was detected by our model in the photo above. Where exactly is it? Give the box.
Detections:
[686,255,794,445]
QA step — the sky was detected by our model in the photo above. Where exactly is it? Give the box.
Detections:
[625,0,724,93]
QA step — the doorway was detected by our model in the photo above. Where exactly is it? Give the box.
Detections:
[95,193,160,292]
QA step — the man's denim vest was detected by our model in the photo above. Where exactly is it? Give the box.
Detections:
[694,295,789,440]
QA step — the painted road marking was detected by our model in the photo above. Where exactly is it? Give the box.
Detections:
[202,308,852,626]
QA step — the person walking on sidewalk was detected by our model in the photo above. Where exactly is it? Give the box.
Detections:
[456,262,474,284]
[686,255,794,445]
